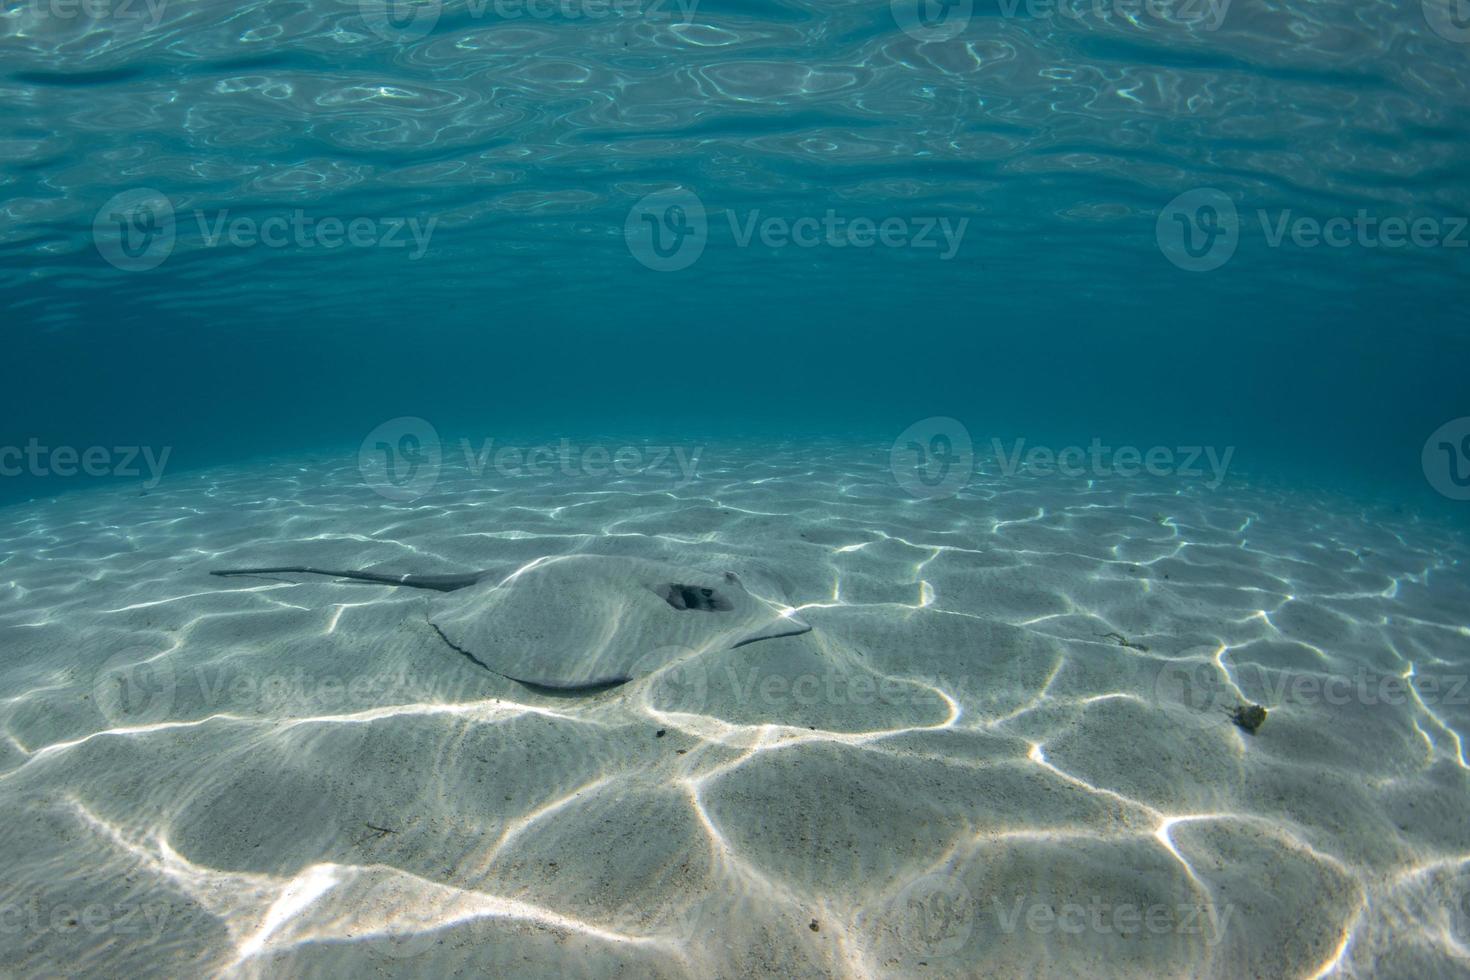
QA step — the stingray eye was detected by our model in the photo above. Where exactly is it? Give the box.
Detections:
[659,583,731,612]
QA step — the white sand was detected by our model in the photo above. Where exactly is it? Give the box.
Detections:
[1,441,1468,978]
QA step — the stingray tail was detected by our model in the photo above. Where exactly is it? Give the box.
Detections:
[211,567,483,592]
[212,566,420,587]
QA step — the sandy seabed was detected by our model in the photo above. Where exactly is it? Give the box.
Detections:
[1,441,1468,979]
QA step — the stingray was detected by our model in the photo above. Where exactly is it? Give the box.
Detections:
[211,555,810,693]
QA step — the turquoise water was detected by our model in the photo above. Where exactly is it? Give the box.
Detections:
[1,0,1467,510]
[6,5,1470,976]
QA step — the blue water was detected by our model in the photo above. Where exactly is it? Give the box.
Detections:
[6,5,1470,975]
[1,0,1466,514]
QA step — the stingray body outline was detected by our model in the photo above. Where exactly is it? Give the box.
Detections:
[210,557,811,693]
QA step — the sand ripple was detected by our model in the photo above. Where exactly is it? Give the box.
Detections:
[0,442,1468,976]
